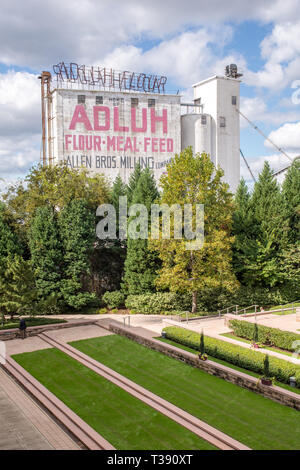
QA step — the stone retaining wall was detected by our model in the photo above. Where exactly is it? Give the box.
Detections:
[0,319,97,341]
[108,322,300,411]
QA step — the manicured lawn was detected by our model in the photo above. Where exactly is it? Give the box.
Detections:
[12,348,216,451]
[0,317,66,330]
[70,335,300,450]
[221,332,293,357]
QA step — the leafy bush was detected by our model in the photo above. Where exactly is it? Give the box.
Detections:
[125,292,191,314]
[195,285,299,313]
[163,326,300,387]
[229,318,300,352]
[98,307,107,314]
[102,291,125,309]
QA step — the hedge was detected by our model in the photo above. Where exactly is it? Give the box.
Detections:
[125,292,191,314]
[228,319,300,352]
[102,290,125,309]
[163,326,300,388]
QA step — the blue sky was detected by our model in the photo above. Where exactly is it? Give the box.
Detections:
[1,0,300,191]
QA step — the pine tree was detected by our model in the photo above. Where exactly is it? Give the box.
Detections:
[263,354,270,378]
[0,203,23,323]
[122,168,160,294]
[232,179,258,284]
[200,330,205,355]
[0,202,22,267]
[111,174,127,234]
[248,162,288,287]
[126,163,142,205]
[281,159,300,245]
[59,199,96,309]
[29,206,62,299]
[0,255,38,318]
[150,149,238,313]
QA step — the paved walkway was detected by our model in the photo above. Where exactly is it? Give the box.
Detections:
[6,324,112,356]
[0,368,79,450]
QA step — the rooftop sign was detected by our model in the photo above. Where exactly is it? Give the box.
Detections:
[52,62,168,94]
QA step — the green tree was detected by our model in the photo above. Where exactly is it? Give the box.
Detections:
[29,206,62,299]
[3,162,110,234]
[126,163,142,205]
[0,255,39,319]
[281,159,300,245]
[122,168,160,294]
[279,244,300,298]
[263,354,270,378]
[59,199,96,309]
[0,202,23,266]
[110,174,127,235]
[200,330,205,355]
[150,149,238,313]
[232,179,258,284]
[248,162,288,287]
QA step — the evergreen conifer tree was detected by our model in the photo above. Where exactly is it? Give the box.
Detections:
[59,199,96,309]
[0,255,38,318]
[248,162,288,287]
[29,206,62,299]
[232,179,258,284]
[126,163,142,205]
[281,159,300,245]
[122,168,160,294]
[200,330,205,355]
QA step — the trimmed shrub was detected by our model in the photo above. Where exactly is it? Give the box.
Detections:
[98,307,108,314]
[102,290,125,309]
[229,318,300,352]
[125,292,191,314]
[163,326,300,387]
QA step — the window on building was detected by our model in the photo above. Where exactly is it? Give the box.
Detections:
[220,116,226,127]
[96,96,103,105]
[78,95,85,104]
[194,98,201,106]
[201,115,207,125]
[131,98,139,108]
[232,96,237,105]
[148,99,155,108]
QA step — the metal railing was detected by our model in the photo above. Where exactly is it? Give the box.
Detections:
[236,305,259,315]
[217,305,239,317]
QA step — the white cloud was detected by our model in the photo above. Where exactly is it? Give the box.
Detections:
[0,134,40,177]
[266,121,300,153]
[101,27,245,89]
[240,97,267,128]
[0,0,281,70]
[245,5,300,91]
[0,71,40,181]
[0,71,40,137]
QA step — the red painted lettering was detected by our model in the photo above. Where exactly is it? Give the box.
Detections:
[69,105,93,130]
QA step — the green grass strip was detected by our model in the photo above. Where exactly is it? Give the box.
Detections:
[70,335,300,450]
[12,348,216,451]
